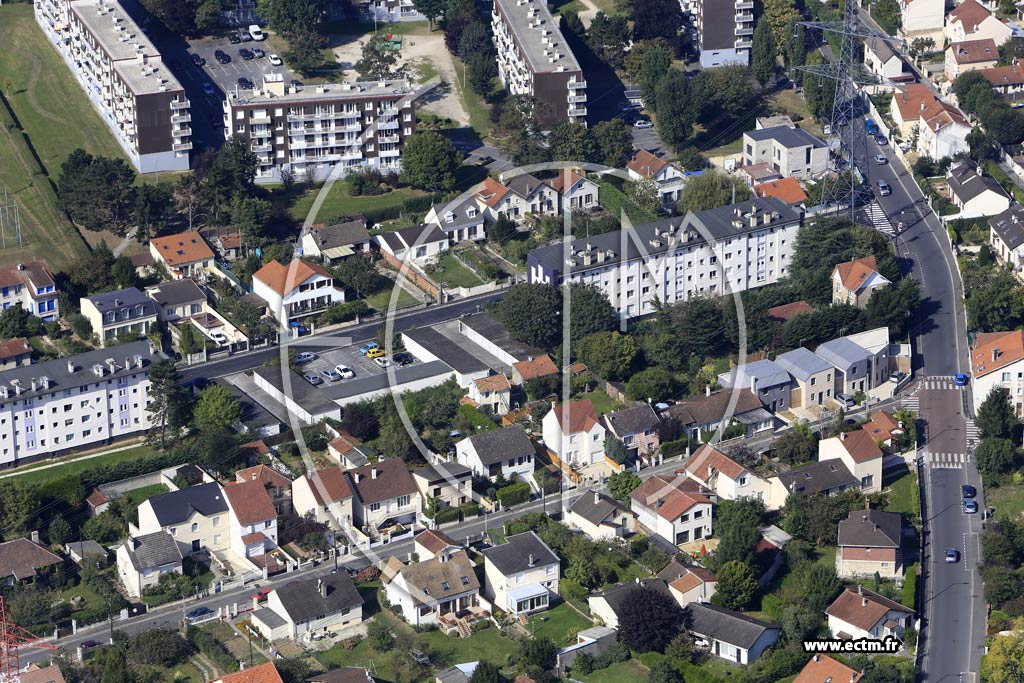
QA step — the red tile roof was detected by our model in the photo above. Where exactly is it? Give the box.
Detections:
[19,663,66,683]
[0,337,30,361]
[684,444,748,482]
[235,464,291,491]
[825,586,912,632]
[832,256,880,293]
[981,59,1024,87]
[253,259,335,297]
[304,467,353,504]
[626,149,668,178]
[224,480,277,525]
[551,399,599,434]
[475,177,511,208]
[794,655,863,683]
[631,474,712,521]
[838,429,883,462]
[86,488,109,508]
[754,177,808,205]
[475,373,511,392]
[864,411,900,442]
[150,231,215,267]
[948,0,992,30]
[216,662,284,683]
[513,354,559,381]
[972,329,1024,378]
[415,528,460,554]
[549,169,586,193]
[668,568,716,594]
[948,38,997,64]
[766,301,813,321]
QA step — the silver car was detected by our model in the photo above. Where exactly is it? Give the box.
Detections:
[320,368,342,382]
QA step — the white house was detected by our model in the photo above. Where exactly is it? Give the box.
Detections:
[666,567,717,606]
[945,0,1011,45]
[251,573,364,641]
[467,373,512,416]
[291,468,354,528]
[80,288,159,347]
[945,159,1011,217]
[589,578,672,629]
[149,231,216,279]
[898,0,944,45]
[818,429,884,493]
[135,482,230,556]
[944,39,998,81]
[831,256,891,309]
[455,425,535,483]
[115,531,183,598]
[300,218,372,263]
[687,602,780,665]
[864,36,905,80]
[742,126,829,180]
[970,329,1024,415]
[0,260,59,322]
[626,150,686,205]
[425,196,486,243]
[565,490,634,540]
[550,170,600,212]
[541,399,606,469]
[630,474,714,546]
[989,205,1024,283]
[252,259,345,325]
[825,585,914,641]
[374,223,451,266]
[382,549,483,630]
[682,445,771,503]
[223,479,279,570]
[482,531,559,616]
[347,459,421,535]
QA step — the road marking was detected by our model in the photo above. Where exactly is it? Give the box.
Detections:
[924,451,966,469]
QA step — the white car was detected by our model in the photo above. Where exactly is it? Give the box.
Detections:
[268,54,283,66]
[248,24,265,41]
[373,357,392,369]
[335,364,355,379]
[875,155,887,164]
[209,330,227,345]
[633,119,653,129]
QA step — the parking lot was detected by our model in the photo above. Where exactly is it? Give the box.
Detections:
[297,344,418,386]
[185,33,296,102]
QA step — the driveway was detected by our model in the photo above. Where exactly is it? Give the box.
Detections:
[187,35,296,100]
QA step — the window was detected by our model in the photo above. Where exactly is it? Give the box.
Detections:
[170,527,177,537]
[441,582,450,590]
[191,523,198,532]
[515,572,524,584]
[546,564,555,576]
[369,502,381,511]
[397,495,410,507]
[693,509,703,518]
[213,516,221,527]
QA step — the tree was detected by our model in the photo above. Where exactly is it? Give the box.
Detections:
[632,0,683,42]
[751,16,775,86]
[592,119,634,168]
[355,34,400,80]
[466,51,498,96]
[712,560,759,610]
[865,278,921,340]
[0,306,39,340]
[568,283,616,341]
[978,387,1019,440]
[193,427,242,473]
[342,401,379,440]
[626,368,679,402]
[147,358,190,448]
[332,257,387,298]
[618,586,685,652]
[562,10,586,37]
[783,16,806,70]
[134,182,171,239]
[194,0,223,34]
[284,29,328,75]
[468,661,502,683]
[550,121,595,162]
[128,629,192,667]
[518,637,557,670]
[566,554,599,587]
[627,177,662,215]
[193,384,242,433]
[173,174,211,231]
[713,498,765,568]
[608,470,642,502]
[976,437,1016,477]
[654,70,694,150]
[637,41,674,104]
[783,490,864,546]
[575,331,638,381]
[400,132,459,191]
[457,20,492,61]
[625,38,673,80]
[231,195,272,245]
[208,138,258,208]
[648,660,683,683]
[586,12,630,67]
[780,605,820,641]
[48,516,72,546]
[414,0,445,29]
[676,170,752,214]
[111,255,137,290]
[257,0,327,36]
[982,622,1024,683]
[488,283,562,348]
[57,149,137,232]
[494,95,548,165]
[366,620,394,650]
[665,632,695,664]
[764,0,800,47]
[803,51,835,118]
[772,429,817,465]
[873,0,901,32]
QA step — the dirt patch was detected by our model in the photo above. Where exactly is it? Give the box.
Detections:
[327,29,469,125]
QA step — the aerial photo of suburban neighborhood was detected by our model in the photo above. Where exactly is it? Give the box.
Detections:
[1,0,1024,679]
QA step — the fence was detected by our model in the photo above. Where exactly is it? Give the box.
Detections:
[379,251,441,301]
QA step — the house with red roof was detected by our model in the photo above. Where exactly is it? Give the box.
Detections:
[682,444,771,502]
[831,256,891,308]
[631,474,713,545]
[794,655,863,683]
[224,479,279,570]
[468,373,512,415]
[252,259,344,325]
[214,662,284,683]
[625,150,685,205]
[291,468,354,528]
[945,0,1011,45]
[541,399,606,469]
[753,177,808,207]
[549,169,600,212]
[970,329,1024,415]
[819,429,884,493]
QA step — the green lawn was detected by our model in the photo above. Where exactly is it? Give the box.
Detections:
[124,483,169,506]
[883,468,919,519]
[769,90,824,138]
[451,59,496,138]
[573,390,621,416]
[549,0,586,14]
[6,443,158,486]
[986,482,1024,522]
[286,184,428,224]
[62,581,106,618]
[579,659,650,683]
[366,286,419,311]
[434,253,485,289]
[985,160,1024,202]
[168,662,205,683]
[527,603,593,646]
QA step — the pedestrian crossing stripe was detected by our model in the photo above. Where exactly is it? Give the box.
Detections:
[919,379,966,391]
[924,452,969,468]
[864,200,896,235]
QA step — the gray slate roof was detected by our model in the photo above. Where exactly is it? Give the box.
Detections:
[815,338,873,371]
[274,572,363,624]
[776,459,858,495]
[413,461,472,485]
[433,195,484,232]
[745,125,827,149]
[774,347,833,382]
[66,540,107,559]
[465,425,534,466]
[947,160,1010,203]
[720,358,792,389]
[568,490,630,526]
[482,531,558,575]
[147,481,228,527]
[146,279,205,308]
[504,173,548,199]
[837,508,902,548]
[990,204,1024,250]
[866,35,898,63]
[0,340,152,407]
[603,404,660,436]
[528,197,801,278]
[376,223,449,252]
[84,287,158,323]
[687,602,779,650]
[125,531,182,571]
[308,218,370,250]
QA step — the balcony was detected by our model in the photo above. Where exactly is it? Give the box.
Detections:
[569,107,587,117]
[253,142,272,152]
[378,134,399,143]
[735,25,753,36]
[249,115,271,124]
[377,120,400,130]
[735,38,752,49]
[173,126,192,137]
[735,0,753,7]
[568,94,587,103]
[173,141,193,152]
[170,99,190,110]
[568,79,587,89]
[342,123,362,132]
[379,106,399,116]
[379,148,401,157]
[342,151,364,160]
[735,12,753,21]
[171,112,191,124]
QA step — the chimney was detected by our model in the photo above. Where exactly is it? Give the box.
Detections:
[106,358,117,373]
[594,490,600,505]
[840,432,847,441]
[814,654,820,662]
[857,584,863,595]
[125,356,132,370]
[30,530,40,544]
[30,379,37,392]
[705,384,711,397]
[528,553,535,567]
[67,360,76,374]
[993,347,1000,362]
[862,596,868,607]
[318,578,325,597]
[134,354,143,368]
[371,467,378,480]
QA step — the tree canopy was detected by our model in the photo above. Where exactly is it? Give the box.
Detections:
[399,131,459,191]
[676,171,752,214]
[618,585,685,652]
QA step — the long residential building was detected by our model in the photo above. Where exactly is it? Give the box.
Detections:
[35,0,191,173]
[224,75,423,182]
[491,0,587,127]
[527,197,802,319]
[0,341,154,465]
[684,0,754,68]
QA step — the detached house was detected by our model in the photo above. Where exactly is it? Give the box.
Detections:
[589,578,671,628]
[467,374,512,416]
[348,459,421,534]
[667,389,775,442]
[412,462,473,511]
[742,125,828,180]
[795,655,864,683]
[501,173,558,217]
[512,354,559,385]
[300,218,372,264]
[549,170,600,212]
[631,474,714,545]
[831,256,891,308]
[969,329,1024,415]
[0,261,59,322]
[251,573,364,641]
[836,507,903,579]
[565,490,634,539]
[819,430,884,493]
[414,529,462,561]
[667,567,717,606]
[252,259,345,325]
[375,224,451,266]
[149,231,216,279]
[291,467,354,528]
[541,399,606,469]
[826,585,914,642]
[455,425,535,483]
[482,531,559,616]
[945,0,1011,45]
[682,444,770,502]
[0,537,62,585]
[626,150,685,205]
[980,59,1024,95]
[425,196,486,243]
[602,404,660,460]
[774,347,835,408]
[687,603,780,665]
[135,482,229,556]
[989,205,1024,282]
[864,36,905,80]
[890,84,971,159]
[236,464,293,515]
[80,288,159,347]
[946,159,1011,217]
[382,549,484,631]
[771,459,860,500]
[116,530,183,598]
[945,38,998,80]
[753,177,808,208]
[215,663,284,683]
[224,480,279,572]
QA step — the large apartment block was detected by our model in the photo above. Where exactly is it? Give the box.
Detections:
[491,0,587,127]
[527,197,801,319]
[0,341,154,464]
[356,0,423,22]
[685,0,753,68]
[35,0,192,173]
[224,75,420,182]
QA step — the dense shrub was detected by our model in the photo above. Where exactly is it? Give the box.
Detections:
[496,481,531,507]
[320,300,369,325]
[186,627,236,672]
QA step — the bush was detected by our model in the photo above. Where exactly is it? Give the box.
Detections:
[435,507,460,524]
[403,195,435,213]
[593,642,630,669]
[186,627,236,672]
[496,481,531,507]
[902,564,918,609]
[459,501,479,517]
[573,652,595,675]
[320,300,369,324]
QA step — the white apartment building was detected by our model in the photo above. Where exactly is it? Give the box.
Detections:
[527,197,802,319]
[0,261,60,323]
[224,75,424,182]
[0,341,154,464]
[491,0,587,127]
[35,0,191,173]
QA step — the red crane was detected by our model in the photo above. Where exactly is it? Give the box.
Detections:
[0,596,57,683]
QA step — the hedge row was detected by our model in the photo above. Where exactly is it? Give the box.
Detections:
[496,481,531,507]
[186,627,237,672]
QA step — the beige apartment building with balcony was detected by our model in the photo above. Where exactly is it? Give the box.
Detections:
[491,0,587,128]
[35,0,191,173]
[223,75,426,182]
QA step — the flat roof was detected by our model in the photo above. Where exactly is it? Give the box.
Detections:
[227,78,415,107]
[494,0,583,75]
[252,366,341,418]
[318,360,453,401]
[402,328,492,374]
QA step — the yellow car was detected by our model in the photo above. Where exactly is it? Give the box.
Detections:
[367,347,387,359]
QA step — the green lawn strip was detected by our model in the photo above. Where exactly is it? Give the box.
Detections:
[434,253,485,289]
[62,581,106,616]
[527,602,592,646]
[987,482,1024,522]
[417,625,519,667]
[169,662,205,683]
[883,468,919,519]
[579,659,650,683]
[593,178,658,223]
[366,286,419,312]
[573,390,621,416]
[985,160,1024,202]
[8,444,159,486]
[450,60,495,138]
[549,0,586,14]
[124,483,170,506]
[287,185,428,224]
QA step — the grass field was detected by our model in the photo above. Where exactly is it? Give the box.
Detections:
[124,483,170,506]
[769,90,825,138]
[527,603,592,646]
[0,4,131,269]
[366,286,419,311]
[434,253,485,289]
[286,184,428,224]
[5,443,158,486]
[883,467,920,520]
[579,660,650,683]
[986,481,1024,522]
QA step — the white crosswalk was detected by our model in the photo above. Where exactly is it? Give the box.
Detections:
[864,200,895,235]
[918,377,964,391]
[965,419,980,448]
[901,395,919,412]
[924,451,970,469]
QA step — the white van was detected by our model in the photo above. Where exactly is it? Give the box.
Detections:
[248,24,265,40]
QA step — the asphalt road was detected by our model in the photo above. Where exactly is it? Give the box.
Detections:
[851,114,985,681]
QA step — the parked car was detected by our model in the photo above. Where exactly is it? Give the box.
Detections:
[237,77,255,90]
[186,607,212,621]
[303,373,322,386]
[889,370,903,383]
[865,118,879,135]
[251,588,272,602]
[393,352,414,366]
[239,48,255,61]
[335,365,355,379]
[268,54,283,66]
[836,393,855,408]
[955,373,969,386]
[321,368,342,382]
[945,548,959,563]
[249,24,266,40]
[239,28,253,42]
[359,342,379,356]
[367,347,387,359]
[633,119,653,129]
[202,81,216,96]
[875,155,887,165]
[209,330,227,345]
[876,134,888,145]
[295,351,318,364]
[373,357,392,369]
[228,32,241,44]
[877,179,891,196]
[963,499,978,514]
[962,484,977,499]
[252,47,265,58]
[80,640,100,650]
[214,49,231,64]
[190,53,206,67]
